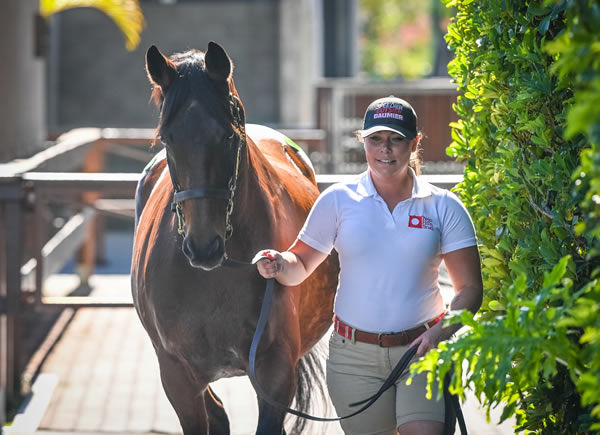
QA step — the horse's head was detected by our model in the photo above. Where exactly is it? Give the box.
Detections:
[146,42,245,271]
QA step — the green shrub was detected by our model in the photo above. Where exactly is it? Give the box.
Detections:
[411,0,600,432]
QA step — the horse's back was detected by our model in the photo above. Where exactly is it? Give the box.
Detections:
[246,124,316,186]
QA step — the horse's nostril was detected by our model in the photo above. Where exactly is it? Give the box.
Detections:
[183,236,223,264]
[207,236,223,257]
[183,237,195,258]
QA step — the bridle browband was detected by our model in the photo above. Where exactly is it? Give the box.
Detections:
[167,92,245,264]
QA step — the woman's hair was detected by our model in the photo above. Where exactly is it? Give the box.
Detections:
[355,130,423,176]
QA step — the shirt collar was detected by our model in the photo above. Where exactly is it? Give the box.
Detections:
[356,168,432,199]
[411,168,433,198]
[356,171,376,197]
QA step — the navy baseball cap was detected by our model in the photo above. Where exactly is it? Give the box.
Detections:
[360,96,418,139]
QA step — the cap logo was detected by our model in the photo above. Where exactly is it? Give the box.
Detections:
[373,104,404,120]
[361,97,417,139]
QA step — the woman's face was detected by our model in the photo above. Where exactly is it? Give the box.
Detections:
[363,130,417,180]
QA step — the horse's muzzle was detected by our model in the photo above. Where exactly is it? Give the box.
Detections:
[182,234,225,270]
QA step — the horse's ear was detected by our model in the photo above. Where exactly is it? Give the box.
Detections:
[146,45,177,90]
[205,41,232,83]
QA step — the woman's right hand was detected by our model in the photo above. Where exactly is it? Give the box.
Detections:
[253,249,284,279]
[252,241,327,286]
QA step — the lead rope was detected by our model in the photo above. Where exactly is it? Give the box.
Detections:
[248,276,423,424]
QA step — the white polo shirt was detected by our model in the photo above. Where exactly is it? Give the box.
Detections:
[298,169,477,333]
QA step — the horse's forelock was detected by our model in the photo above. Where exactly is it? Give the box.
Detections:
[160,51,236,129]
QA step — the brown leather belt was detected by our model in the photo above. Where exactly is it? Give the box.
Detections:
[333,313,445,347]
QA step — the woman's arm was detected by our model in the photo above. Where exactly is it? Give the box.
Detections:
[411,245,483,356]
[441,245,483,334]
[255,239,329,286]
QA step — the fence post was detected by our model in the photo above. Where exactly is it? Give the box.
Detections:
[0,200,5,427]
[330,85,343,173]
[77,140,106,285]
[0,178,25,420]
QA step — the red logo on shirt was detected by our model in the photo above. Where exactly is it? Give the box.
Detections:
[409,215,433,230]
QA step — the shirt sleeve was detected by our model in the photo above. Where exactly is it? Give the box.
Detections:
[297,186,338,255]
[440,191,477,254]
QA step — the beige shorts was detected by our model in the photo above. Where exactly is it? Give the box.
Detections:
[326,330,445,434]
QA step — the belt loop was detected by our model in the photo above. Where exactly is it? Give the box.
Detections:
[351,327,356,344]
[344,324,350,340]
[424,321,431,330]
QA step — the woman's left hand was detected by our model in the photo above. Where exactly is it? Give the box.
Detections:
[409,322,445,357]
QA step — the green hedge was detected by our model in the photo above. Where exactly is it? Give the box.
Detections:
[411,0,600,432]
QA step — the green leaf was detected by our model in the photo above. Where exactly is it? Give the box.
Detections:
[542,256,571,288]
[538,16,551,35]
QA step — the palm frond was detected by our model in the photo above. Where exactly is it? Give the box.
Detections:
[40,0,145,51]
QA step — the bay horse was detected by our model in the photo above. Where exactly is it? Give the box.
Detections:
[131,41,338,434]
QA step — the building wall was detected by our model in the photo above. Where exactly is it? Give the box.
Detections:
[51,1,283,131]
[0,0,46,161]
[279,0,319,128]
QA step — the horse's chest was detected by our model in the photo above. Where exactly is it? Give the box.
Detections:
[148,283,257,378]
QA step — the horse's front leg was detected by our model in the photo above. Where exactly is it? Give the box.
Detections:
[157,351,229,435]
[253,343,298,435]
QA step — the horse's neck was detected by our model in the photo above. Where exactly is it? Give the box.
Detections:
[231,140,277,244]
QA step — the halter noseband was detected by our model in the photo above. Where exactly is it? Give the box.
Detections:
[169,92,245,257]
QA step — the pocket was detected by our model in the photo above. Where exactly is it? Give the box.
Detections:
[329,330,348,349]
